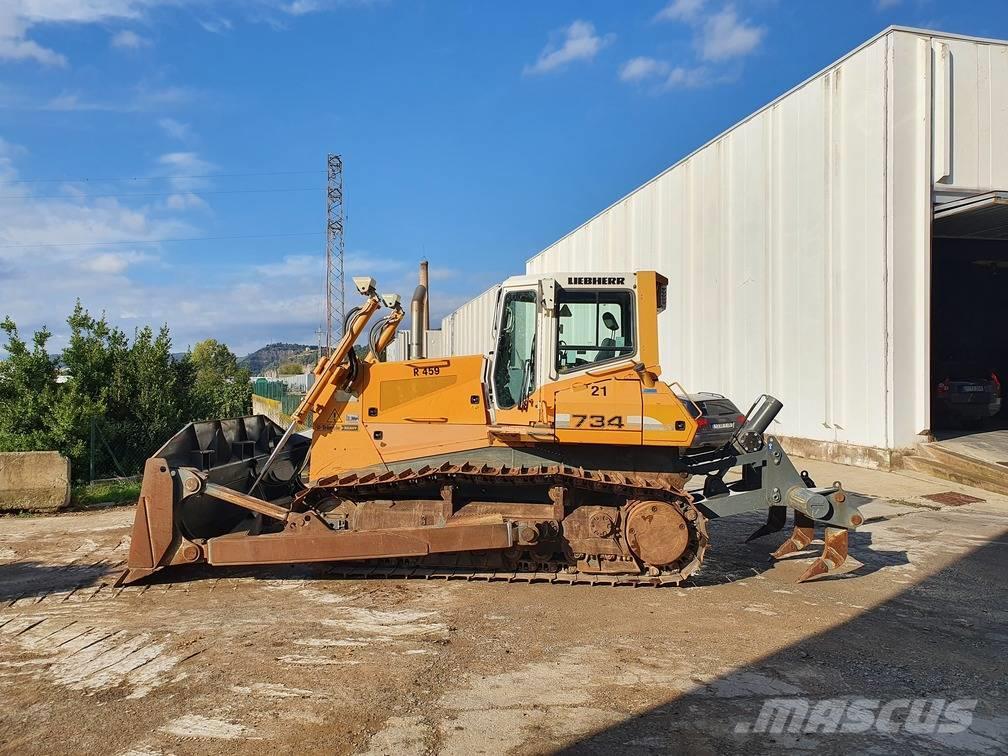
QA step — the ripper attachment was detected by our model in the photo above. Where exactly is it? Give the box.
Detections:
[683,395,863,582]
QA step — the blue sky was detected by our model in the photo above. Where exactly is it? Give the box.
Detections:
[1,0,1006,356]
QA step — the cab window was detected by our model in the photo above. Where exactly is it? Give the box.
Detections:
[493,290,537,409]
[556,290,634,373]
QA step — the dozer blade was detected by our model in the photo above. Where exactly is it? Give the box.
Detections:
[796,527,849,583]
[117,415,310,586]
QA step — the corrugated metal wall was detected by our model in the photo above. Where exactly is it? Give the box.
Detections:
[385,330,410,362]
[527,32,893,449]
[443,28,1008,455]
[383,329,446,360]
[424,329,443,359]
[929,36,1008,191]
[439,285,500,357]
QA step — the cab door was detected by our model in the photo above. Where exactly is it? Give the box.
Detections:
[548,284,642,445]
[490,287,540,426]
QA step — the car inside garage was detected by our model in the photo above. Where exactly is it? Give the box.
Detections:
[931,192,1008,437]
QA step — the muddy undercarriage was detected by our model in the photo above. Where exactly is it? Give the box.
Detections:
[117,402,863,588]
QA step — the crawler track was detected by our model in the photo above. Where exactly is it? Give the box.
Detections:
[303,461,709,584]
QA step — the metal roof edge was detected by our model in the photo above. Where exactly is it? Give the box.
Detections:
[886,25,1008,46]
[525,25,1008,267]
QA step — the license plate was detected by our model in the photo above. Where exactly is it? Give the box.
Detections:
[711,422,735,429]
[961,385,986,393]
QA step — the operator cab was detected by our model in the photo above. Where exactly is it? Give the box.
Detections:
[488,272,665,414]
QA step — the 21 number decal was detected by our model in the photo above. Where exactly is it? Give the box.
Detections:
[571,414,624,429]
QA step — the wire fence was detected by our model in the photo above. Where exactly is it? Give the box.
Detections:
[85,416,163,484]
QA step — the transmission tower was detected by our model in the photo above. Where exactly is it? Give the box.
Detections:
[325,154,346,353]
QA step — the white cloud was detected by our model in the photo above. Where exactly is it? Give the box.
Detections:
[110,29,151,49]
[626,1,763,93]
[158,117,191,140]
[651,2,765,63]
[280,0,387,14]
[0,144,217,349]
[524,20,612,76]
[157,152,216,192]
[0,36,67,66]
[619,56,670,82]
[664,65,709,89]
[159,151,213,171]
[1,84,198,114]
[82,250,155,275]
[0,138,194,292]
[255,254,322,278]
[198,17,233,34]
[654,0,706,23]
[164,192,208,211]
[0,1,151,66]
[619,56,710,90]
[0,1,367,67]
[284,0,323,14]
[699,6,765,61]
[137,85,196,108]
[344,252,408,275]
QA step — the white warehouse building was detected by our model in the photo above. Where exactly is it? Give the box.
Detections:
[434,26,1008,468]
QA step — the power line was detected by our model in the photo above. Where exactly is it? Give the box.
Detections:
[2,169,324,185]
[0,186,324,201]
[0,231,323,249]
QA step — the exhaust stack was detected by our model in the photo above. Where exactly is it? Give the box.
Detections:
[410,261,428,359]
[420,259,430,331]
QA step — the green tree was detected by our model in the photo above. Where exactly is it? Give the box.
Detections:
[1,307,253,482]
[0,318,65,453]
[53,303,189,477]
[188,338,252,419]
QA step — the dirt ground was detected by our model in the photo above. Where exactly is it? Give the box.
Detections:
[1,461,1006,755]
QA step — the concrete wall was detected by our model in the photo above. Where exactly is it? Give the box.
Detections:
[251,395,311,433]
[0,451,71,512]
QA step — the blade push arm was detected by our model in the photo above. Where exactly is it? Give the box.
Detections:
[293,278,383,423]
[250,277,382,495]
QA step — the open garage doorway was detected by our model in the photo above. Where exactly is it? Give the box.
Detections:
[930,192,1008,445]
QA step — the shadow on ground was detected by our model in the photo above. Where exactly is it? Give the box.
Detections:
[558,535,1008,754]
[689,509,909,587]
[0,561,115,602]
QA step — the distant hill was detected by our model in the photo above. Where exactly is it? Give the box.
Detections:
[240,342,318,375]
